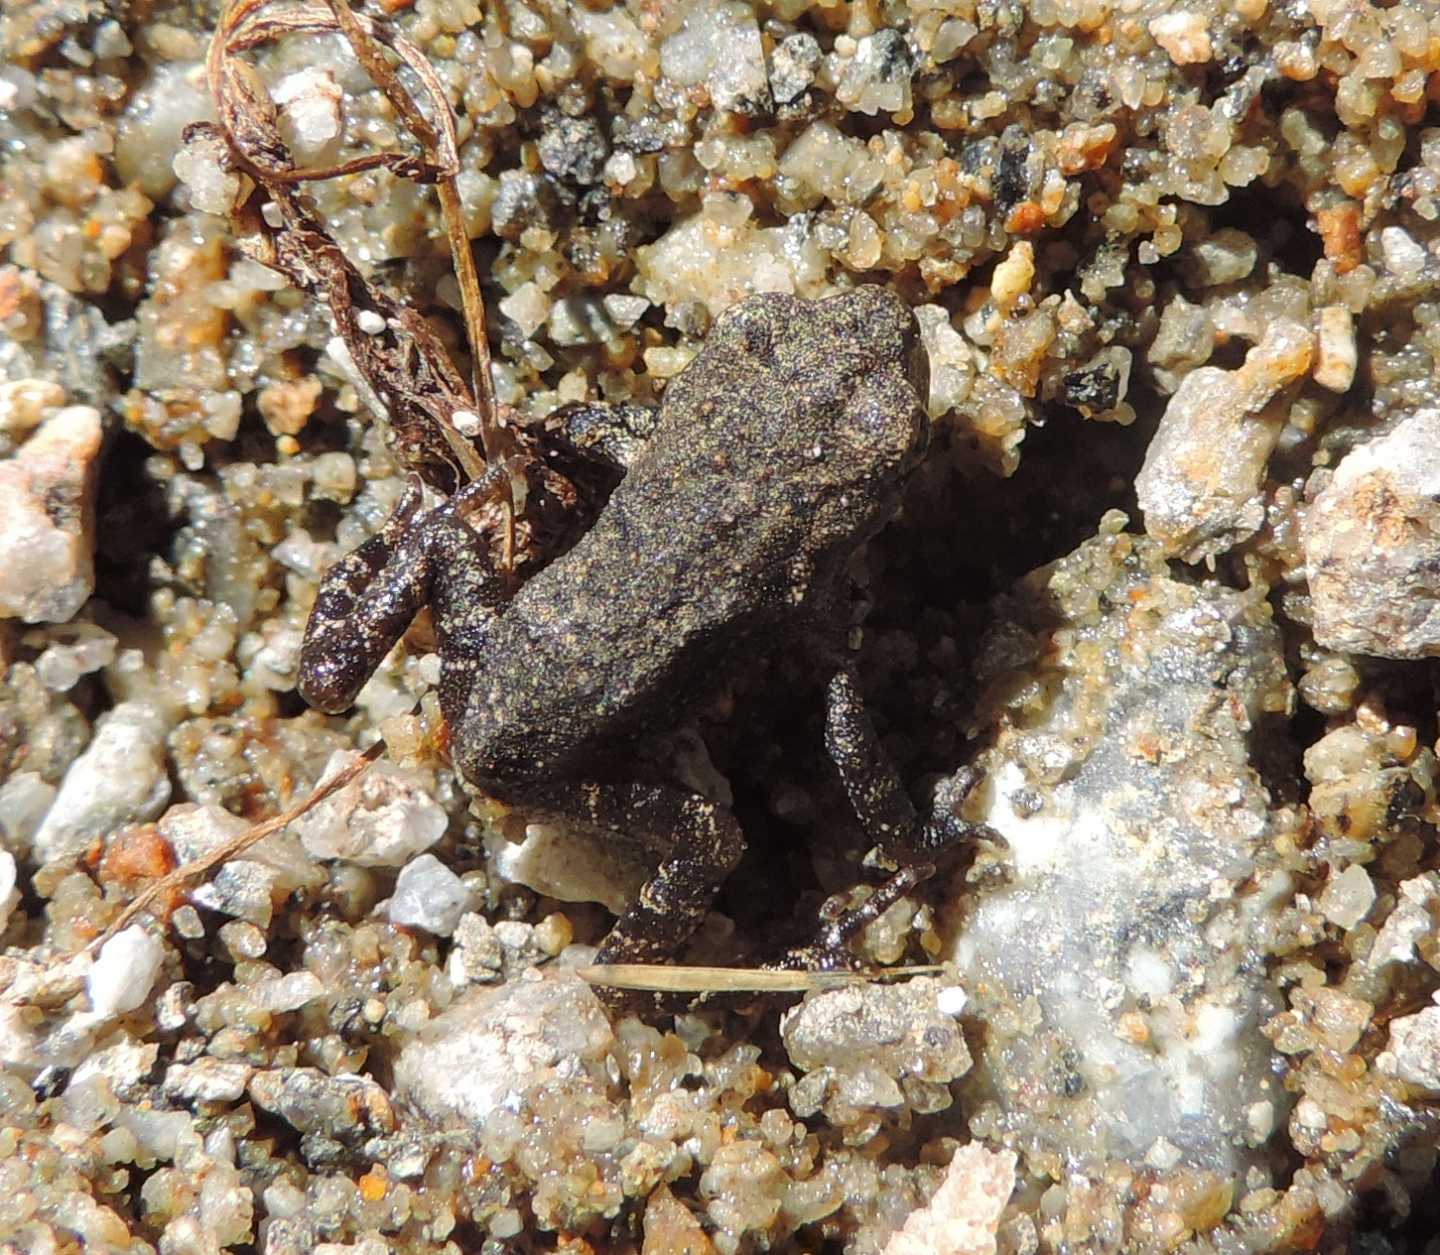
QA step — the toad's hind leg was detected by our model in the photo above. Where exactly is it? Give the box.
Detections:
[824,667,979,867]
[298,471,509,714]
[772,667,982,969]
[524,779,745,976]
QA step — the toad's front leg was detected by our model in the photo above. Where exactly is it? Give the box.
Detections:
[299,468,511,714]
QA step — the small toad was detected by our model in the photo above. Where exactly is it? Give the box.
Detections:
[298,287,976,983]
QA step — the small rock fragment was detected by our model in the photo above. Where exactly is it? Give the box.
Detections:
[34,624,118,691]
[1303,409,1440,658]
[1317,864,1376,929]
[114,1105,193,1162]
[1185,228,1257,286]
[699,1140,786,1240]
[69,1036,159,1100]
[915,304,977,419]
[570,7,653,82]
[491,920,550,979]
[248,1068,395,1141]
[1304,988,1372,1053]
[250,970,325,1013]
[1366,874,1440,972]
[446,912,505,986]
[659,1,771,115]
[293,752,449,866]
[271,66,343,161]
[0,1004,41,1069]
[1149,12,1213,65]
[86,926,165,1021]
[1379,225,1425,279]
[498,282,550,339]
[537,109,608,186]
[389,853,470,936]
[155,981,195,1032]
[174,127,244,218]
[547,294,616,346]
[1062,347,1133,421]
[602,293,650,330]
[770,32,820,105]
[257,377,322,437]
[1315,203,1363,274]
[0,772,56,856]
[163,1059,254,1104]
[33,701,172,865]
[644,1183,715,1254]
[837,30,913,117]
[782,978,971,1127]
[948,531,1293,1171]
[1312,306,1357,393]
[1382,1002,1440,1094]
[0,850,15,929]
[489,820,648,915]
[0,404,102,623]
[393,970,613,1130]
[159,802,319,926]
[883,1143,1016,1255]
[116,60,215,198]
[634,195,818,318]
[1137,320,1314,561]
[0,378,65,434]
[991,241,1034,312]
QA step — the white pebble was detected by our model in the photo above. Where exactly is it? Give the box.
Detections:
[0,378,65,434]
[389,853,470,936]
[1385,1003,1440,1093]
[1380,226,1426,279]
[87,926,165,1020]
[32,701,172,864]
[498,282,551,340]
[0,404,103,624]
[1318,863,1376,930]
[1144,1137,1183,1171]
[451,409,482,437]
[0,850,16,930]
[659,0,768,114]
[293,752,448,867]
[1149,12,1212,65]
[172,131,242,217]
[602,293,650,330]
[271,66,343,159]
[1247,1099,1276,1140]
[0,771,56,855]
[356,309,386,335]
[935,985,968,1017]
[251,970,325,1012]
[1312,305,1357,393]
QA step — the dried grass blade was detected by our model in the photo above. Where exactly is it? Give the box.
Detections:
[577,964,946,994]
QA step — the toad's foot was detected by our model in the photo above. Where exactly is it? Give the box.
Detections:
[766,861,938,974]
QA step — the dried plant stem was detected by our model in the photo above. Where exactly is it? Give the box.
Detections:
[578,964,946,994]
[322,0,507,464]
[206,0,504,493]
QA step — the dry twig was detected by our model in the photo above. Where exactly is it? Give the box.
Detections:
[198,0,495,491]
[79,0,615,951]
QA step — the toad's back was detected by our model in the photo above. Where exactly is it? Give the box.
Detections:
[449,287,930,789]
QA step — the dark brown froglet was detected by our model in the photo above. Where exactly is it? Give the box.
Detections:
[298,287,976,987]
